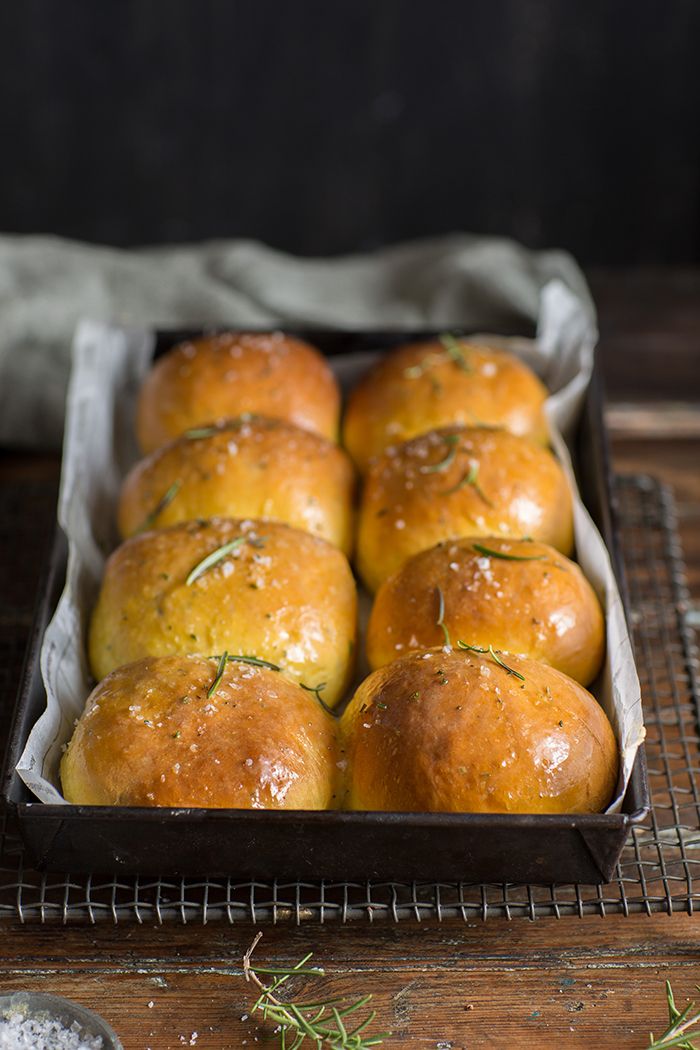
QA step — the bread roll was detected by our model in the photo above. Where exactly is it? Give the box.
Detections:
[137,331,340,453]
[367,536,604,685]
[61,654,339,808]
[356,426,573,591]
[89,518,357,708]
[118,416,355,555]
[343,337,548,471]
[341,648,618,814]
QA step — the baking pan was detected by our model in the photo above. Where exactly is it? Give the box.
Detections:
[1,329,650,883]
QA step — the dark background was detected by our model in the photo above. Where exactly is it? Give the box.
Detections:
[1,0,699,263]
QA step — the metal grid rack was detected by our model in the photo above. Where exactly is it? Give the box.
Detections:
[1,474,698,923]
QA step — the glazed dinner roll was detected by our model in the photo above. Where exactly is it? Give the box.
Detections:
[137,330,340,453]
[367,536,604,686]
[343,336,548,472]
[60,654,339,808]
[118,416,355,555]
[89,518,357,708]
[356,426,574,592]
[341,648,618,814]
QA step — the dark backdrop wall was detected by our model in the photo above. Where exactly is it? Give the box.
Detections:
[1,0,699,264]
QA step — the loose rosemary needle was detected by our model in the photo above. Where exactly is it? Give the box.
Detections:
[300,681,334,715]
[439,332,473,373]
[136,479,182,532]
[184,425,222,439]
[457,640,525,681]
[435,585,451,648]
[210,654,282,671]
[243,933,390,1049]
[443,461,493,505]
[207,651,228,698]
[472,542,545,561]
[186,536,246,586]
[403,333,471,380]
[420,433,459,474]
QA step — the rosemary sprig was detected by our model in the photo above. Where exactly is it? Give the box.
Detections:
[136,479,182,532]
[457,640,525,682]
[243,933,389,1049]
[403,353,441,379]
[435,585,451,648]
[420,433,459,474]
[489,646,526,682]
[207,650,228,698]
[300,681,335,715]
[403,333,471,382]
[211,653,282,672]
[472,542,545,562]
[186,537,246,586]
[648,981,700,1049]
[443,461,493,505]
[206,656,336,713]
[439,332,472,373]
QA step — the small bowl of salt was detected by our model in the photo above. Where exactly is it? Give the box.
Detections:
[0,993,123,1050]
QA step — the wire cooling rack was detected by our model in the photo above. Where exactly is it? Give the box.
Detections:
[0,474,698,923]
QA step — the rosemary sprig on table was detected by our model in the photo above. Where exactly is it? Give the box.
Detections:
[136,479,182,532]
[420,433,459,474]
[443,462,493,505]
[186,537,246,585]
[435,585,451,648]
[457,640,525,682]
[472,542,545,561]
[243,933,389,1049]
[648,981,700,1049]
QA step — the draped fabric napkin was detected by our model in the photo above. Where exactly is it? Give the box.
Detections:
[0,232,594,450]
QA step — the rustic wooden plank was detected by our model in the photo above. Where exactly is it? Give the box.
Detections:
[2,913,700,964]
[0,917,699,1049]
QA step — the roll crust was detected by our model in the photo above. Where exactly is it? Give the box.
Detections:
[137,331,340,453]
[341,648,618,814]
[367,536,604,685]
[118,416,355,555]
[356,426,574,591]
[343,338,548,472]
[60,654,339,808]
[89,518,357,707]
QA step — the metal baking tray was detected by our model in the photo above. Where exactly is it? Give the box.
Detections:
[1,328,650,883]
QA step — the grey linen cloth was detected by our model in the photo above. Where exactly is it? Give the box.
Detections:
[0,232,594,450]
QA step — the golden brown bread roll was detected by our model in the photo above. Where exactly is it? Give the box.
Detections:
[341,648,618,814]
[137,331,340,453]
[367,536,604,685]
[118,416,355,555]
[356,426,574,591]
[60,654,339,808]
[89,518,357,708]
[343,337,548,471]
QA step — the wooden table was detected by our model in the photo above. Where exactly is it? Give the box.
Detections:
[1,269,699,1049]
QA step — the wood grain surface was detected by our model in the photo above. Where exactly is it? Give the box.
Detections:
[1,269,699,1049]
